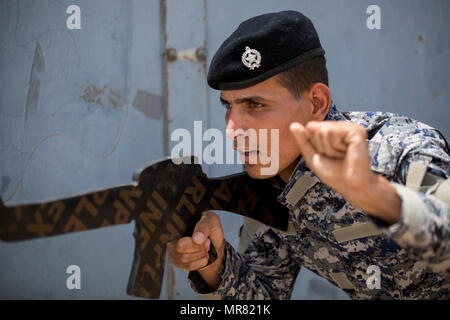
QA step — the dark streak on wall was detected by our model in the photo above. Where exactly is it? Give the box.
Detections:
[24,41,45,127]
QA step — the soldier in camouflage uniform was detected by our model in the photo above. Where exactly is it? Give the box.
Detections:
[167,10,450,299]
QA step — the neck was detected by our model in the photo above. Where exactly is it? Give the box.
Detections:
[278,156,302,183]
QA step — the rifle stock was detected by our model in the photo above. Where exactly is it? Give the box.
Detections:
[0,156,289,298]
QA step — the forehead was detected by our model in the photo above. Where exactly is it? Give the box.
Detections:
[220,76,292,101]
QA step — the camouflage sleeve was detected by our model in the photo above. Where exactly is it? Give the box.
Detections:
[187,228,301,299]
[375,126,450,262]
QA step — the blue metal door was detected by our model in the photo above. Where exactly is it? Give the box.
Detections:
[1,0,448,299]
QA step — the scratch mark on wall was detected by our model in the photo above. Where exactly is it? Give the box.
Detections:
[4,104,129,203]
[80,85,125,109]
[132,89,163,119]
[24,41,45,132]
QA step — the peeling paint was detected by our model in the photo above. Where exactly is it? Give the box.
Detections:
[132,89,163,119]
[32,41,45,72]
[80,85,124,109]
[26,78,40,113]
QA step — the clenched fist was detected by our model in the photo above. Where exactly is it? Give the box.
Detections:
[289,120,372,196]
[290,120,401,225]
[167,211,226,290]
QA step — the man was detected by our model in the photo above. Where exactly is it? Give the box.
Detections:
[166,10,450,299]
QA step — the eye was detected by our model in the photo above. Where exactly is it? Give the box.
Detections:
[249,101,264,109]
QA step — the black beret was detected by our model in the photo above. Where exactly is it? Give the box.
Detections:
[207,10,325,90]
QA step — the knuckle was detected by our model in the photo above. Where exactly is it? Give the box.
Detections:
[352,123,367,136]
[306,121,318,130]
[201,211,221,226]
[175,241,185,253]
[202,211,218,220]
[180,254,189,263]
[320,127,330,139]
[202,210,213,217]
[359,127,368,138]
[210,213,221,225]
[201,256,209,265]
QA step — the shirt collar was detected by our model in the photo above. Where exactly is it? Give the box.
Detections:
[324,100,347,121]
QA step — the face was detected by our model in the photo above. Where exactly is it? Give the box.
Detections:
[221,76,315,181]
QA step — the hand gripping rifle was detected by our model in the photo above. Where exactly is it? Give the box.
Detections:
[0,156,289,298]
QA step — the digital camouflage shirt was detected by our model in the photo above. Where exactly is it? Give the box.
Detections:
[188,103,450,299]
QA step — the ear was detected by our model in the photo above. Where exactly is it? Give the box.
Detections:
[305,83,331,121]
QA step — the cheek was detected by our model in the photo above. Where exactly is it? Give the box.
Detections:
[277,127,301,162]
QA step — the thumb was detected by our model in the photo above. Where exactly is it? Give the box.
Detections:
[192,211,224,248]
[289,122,316,163]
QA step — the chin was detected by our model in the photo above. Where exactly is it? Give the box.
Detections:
[244,164,278,179]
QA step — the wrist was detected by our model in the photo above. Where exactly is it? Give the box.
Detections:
[346,173,402,225]
[198,241,226,291]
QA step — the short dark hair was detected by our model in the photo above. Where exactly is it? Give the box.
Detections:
[275,56,328,99]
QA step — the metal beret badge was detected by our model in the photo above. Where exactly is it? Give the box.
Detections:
[241,46,261,70]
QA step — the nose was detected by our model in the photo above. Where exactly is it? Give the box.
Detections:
[225,105,247,139]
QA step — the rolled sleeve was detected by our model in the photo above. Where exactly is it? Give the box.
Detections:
[373,182,450,262]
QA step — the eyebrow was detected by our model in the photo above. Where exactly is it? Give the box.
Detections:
[219,95,271,105]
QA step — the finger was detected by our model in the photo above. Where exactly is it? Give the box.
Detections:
[168,249,209,271]
[330,131,347,153]
[289,122,317,164]
[316,127,346,159]
[167,242,208,266]
[188,255,210,271]
[179,249,210,264]
[307,121,350,158]
[174,237,207,253]
[307,125,326,155]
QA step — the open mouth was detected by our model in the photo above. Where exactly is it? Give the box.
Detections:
[238,150,260,163]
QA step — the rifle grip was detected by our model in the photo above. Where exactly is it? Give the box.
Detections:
[206,241,218,266]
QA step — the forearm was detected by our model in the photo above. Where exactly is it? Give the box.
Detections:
[343,171,450,261]
[342,172,402,225]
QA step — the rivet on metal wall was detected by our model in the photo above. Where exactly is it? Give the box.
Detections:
[165,48,177,62]
[195,47,207,61]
